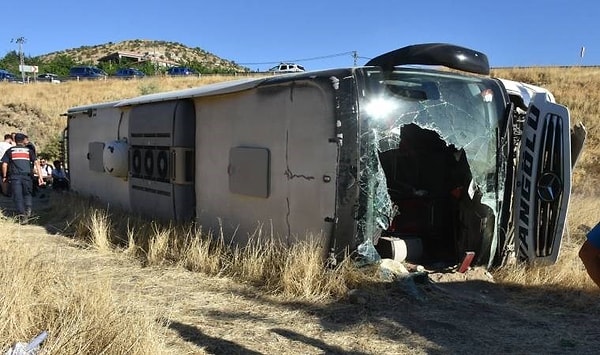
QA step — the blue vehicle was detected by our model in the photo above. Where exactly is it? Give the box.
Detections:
[115,68,145,79]
[167,66,196,76]
[0,69,18,82]
[69,66,107,79]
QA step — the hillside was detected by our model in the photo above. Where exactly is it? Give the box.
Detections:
[0,75,256,156]
[36,39,250,73]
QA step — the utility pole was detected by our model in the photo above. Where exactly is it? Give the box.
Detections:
[352,51,358,66]
[11,36,26,83]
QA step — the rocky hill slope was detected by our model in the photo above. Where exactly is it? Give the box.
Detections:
[38,39,249,72]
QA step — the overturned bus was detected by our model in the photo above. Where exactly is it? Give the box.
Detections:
[65,43,584,269]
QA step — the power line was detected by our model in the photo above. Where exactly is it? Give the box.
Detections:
[238,51,356,66]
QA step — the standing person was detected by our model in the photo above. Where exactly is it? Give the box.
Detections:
[23,135,40,197]
[579,222,600,288]
[1,133,44,220]
[0,134,13,196]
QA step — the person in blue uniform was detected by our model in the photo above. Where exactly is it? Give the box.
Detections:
[579,222,600,288]
[0,133,44,219]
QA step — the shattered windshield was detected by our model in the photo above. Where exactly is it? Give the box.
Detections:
[355,68,506,262]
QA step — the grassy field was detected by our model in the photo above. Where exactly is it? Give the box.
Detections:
[1,69,600,353]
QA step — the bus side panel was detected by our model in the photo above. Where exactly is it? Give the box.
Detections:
[68,107,130,210]
[194,81,338,247]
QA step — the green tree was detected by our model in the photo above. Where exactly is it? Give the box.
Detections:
[40,134,64,162]
[39,54,76,76]
[0,50,22,73]
[136,61,160,75]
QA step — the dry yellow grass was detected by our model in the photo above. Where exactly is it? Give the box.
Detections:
[493,67,600,194]
[0,218,169,354]
[0,75,261,152]
[1,75,255,119]
[44,195,359,300]
[1,193,370,352]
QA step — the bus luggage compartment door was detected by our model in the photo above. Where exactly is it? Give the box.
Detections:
[128,99,195,221]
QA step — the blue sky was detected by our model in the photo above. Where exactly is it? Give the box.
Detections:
[2,0,597,71]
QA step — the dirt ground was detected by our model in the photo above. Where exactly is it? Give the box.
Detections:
[3,193,600,355]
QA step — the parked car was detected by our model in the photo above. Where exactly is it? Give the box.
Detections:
[69,66,107,79]
[167,66,196,76]
[268,63,305,73]
[0,69,18,82]
[37,73,61,83]
[114,68,145,79]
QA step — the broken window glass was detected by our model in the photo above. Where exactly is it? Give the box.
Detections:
[355,68,506,265]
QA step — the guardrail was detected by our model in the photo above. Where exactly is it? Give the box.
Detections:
[20,71,274,84]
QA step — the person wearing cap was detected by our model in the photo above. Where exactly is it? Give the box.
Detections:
[579,222,600,288]
[0,133,44,219]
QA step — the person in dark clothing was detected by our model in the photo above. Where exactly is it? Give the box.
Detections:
[23,135,39,197]
[1,133,44,219]
[51,160,69,191]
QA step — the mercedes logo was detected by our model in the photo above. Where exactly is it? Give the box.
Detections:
[537,172,563,202]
